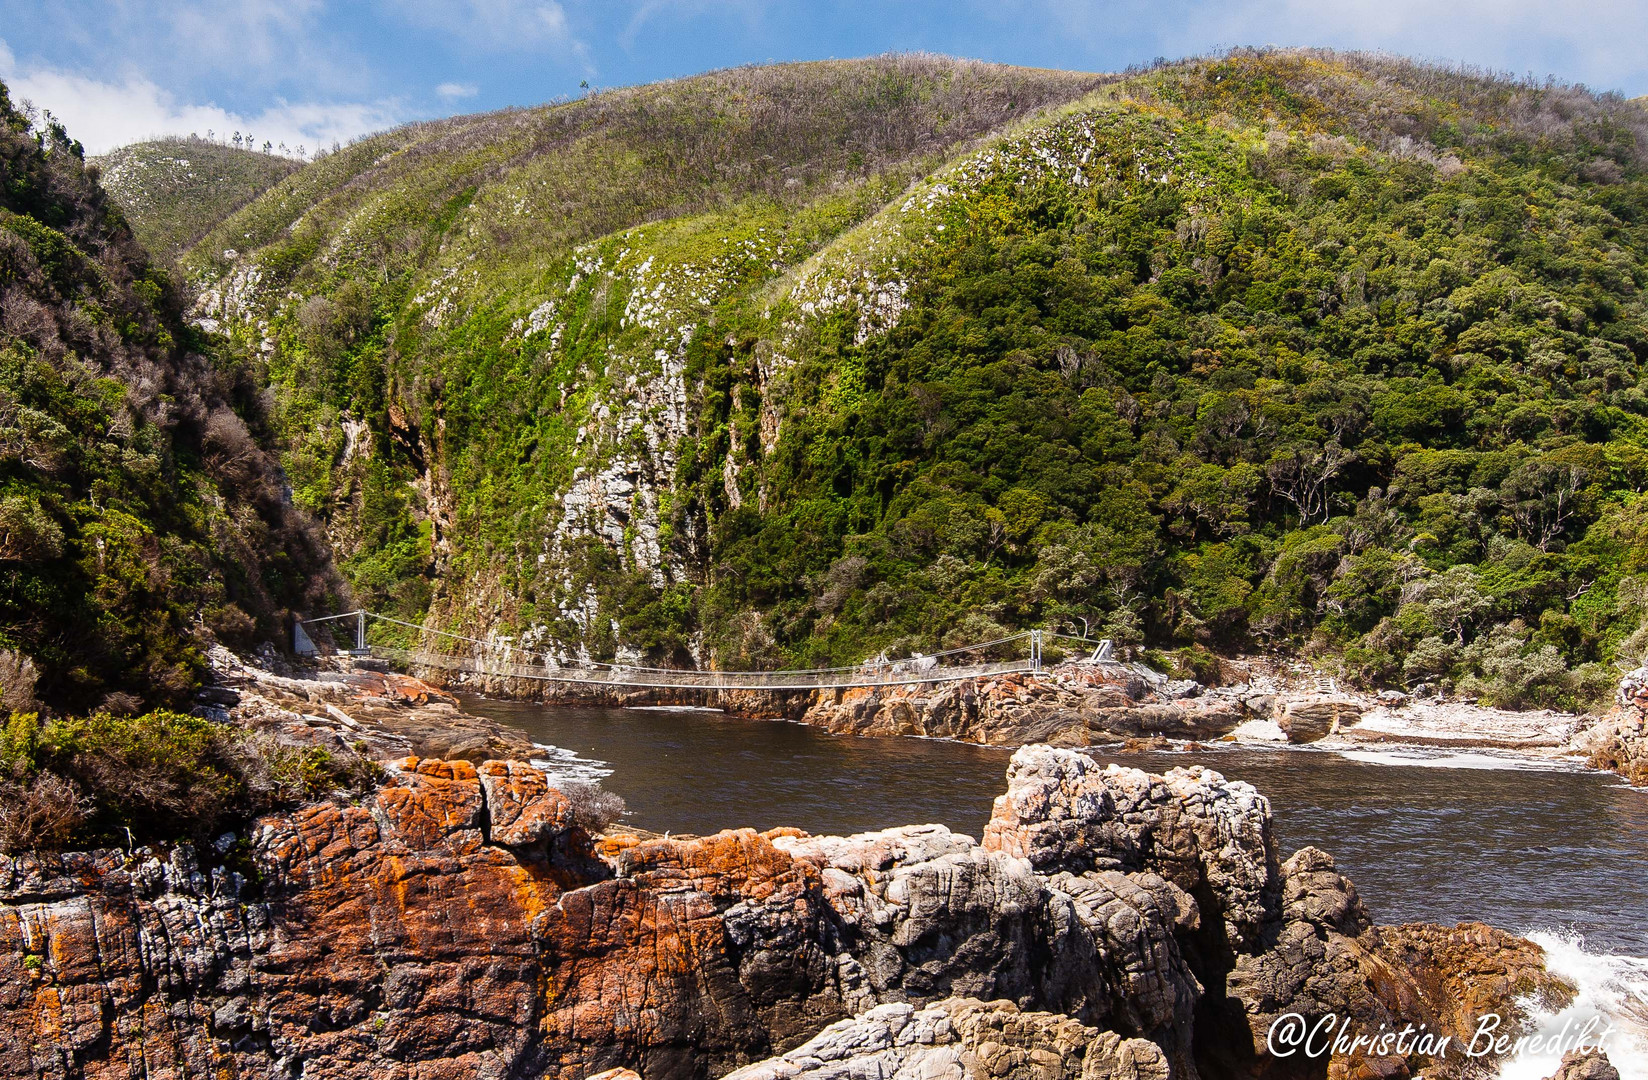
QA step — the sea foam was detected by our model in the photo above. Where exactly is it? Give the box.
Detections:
[1496,931,1648,1080]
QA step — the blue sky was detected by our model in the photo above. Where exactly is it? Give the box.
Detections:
[3,0,1645,156]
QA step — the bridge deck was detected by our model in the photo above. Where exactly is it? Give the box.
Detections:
[301,610,1111,692]
[372,646,1037,691]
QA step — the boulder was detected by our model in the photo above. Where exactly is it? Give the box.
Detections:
[1572,666,1648,785]
[1546,1049,1622,1080]
[1273,696,1363,742]
[476,758,573,847]
[982,746,1278,951]
[723,998,1169,1080]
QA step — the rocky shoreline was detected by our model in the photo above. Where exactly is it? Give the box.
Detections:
[424,652,1648,788]
[0,650,1632,1078]
[0,746,1592,1080]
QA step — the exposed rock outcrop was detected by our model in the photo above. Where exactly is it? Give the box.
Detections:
[1546,1049,1622,1080]
[1571,665,1648,785]
[722,998,1170,1080]
[1222,849,1568,1079]
[0,746,1570,1080]
[210,645,539,763]
[798,667,1245,746]
[983,747,1275,952]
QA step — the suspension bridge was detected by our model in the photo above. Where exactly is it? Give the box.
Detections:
[296,610,1115,692]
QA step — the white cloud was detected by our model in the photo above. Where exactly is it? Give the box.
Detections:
[5,0,368,98]
[436,81,479,100]
[0,44,406,155]
[160,0,334,81]
[386,0,585,53]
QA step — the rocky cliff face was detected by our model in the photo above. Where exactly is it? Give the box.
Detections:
[0,745,1566,1080]
[1573,665,1648,785]
[796,666,1243,746]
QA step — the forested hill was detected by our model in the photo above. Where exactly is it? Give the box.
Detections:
[0,84,338,712]
[162,51,1648,709]
[96,138,303,261]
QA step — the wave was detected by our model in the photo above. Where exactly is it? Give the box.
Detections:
[626,704,726,713]
[527,741,614,784]
[1496,931,1648,1080]
[1335,748,1589,773]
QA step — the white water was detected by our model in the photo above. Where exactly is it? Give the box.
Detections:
[527,741,612,784]
[1496,932,1648,1079]
[627,704,726,712]
[1336,748,1591,773]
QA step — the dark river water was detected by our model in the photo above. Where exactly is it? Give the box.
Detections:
[461,697,1648,958]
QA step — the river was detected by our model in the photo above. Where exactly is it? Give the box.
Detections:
[464,696,1648,1075]
[461,696,1648,956]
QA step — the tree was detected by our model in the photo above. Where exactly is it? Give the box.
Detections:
[1499,458,1590,551]
[1267,442,1352,525]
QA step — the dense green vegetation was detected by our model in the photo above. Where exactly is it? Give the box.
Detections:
[694,55,1648,707]
[0,707,379,852]
[181,56,1107,640]
[0,81,339,712]
[94,137,302,261]
[170,52,1648,709]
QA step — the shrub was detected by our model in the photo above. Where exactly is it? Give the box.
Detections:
[0,771,84,852]
[0,709,381,853]
[556,780,627,833]
[0,650,37,714]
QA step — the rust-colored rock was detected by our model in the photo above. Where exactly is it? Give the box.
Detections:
[0,747,1577,1080]
[478,759,573,848]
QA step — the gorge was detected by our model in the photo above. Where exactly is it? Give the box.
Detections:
[3,40,1648,1080]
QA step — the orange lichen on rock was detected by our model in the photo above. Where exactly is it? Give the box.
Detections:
[0,748,1576,1080]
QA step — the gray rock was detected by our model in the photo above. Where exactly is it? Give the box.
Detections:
[1546,1049,1622,1080]
[722,998,1170,1080]
[982,746,1279,951]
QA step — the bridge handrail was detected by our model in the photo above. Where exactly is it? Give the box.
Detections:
[302,611,1036,676]
[367,645,1037,690]
[299,609,1116,689]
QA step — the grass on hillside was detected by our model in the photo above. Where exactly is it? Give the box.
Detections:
[95,137,303,261]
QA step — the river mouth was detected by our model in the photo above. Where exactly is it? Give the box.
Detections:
[461,695,1648,959]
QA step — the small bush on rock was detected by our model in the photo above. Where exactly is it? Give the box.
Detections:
[557,780,627,833]
[0,710,381,853]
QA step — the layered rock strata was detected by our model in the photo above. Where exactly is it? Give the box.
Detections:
[0,747,1568,1080]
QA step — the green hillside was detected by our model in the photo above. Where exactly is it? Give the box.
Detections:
[0,86,338,711]
[94,137,303,261]
[176,51,1648,708]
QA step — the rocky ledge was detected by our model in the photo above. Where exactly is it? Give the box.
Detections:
[0,744,1589,1080]
[1570,664,1648,785]
[203,644,539,763]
